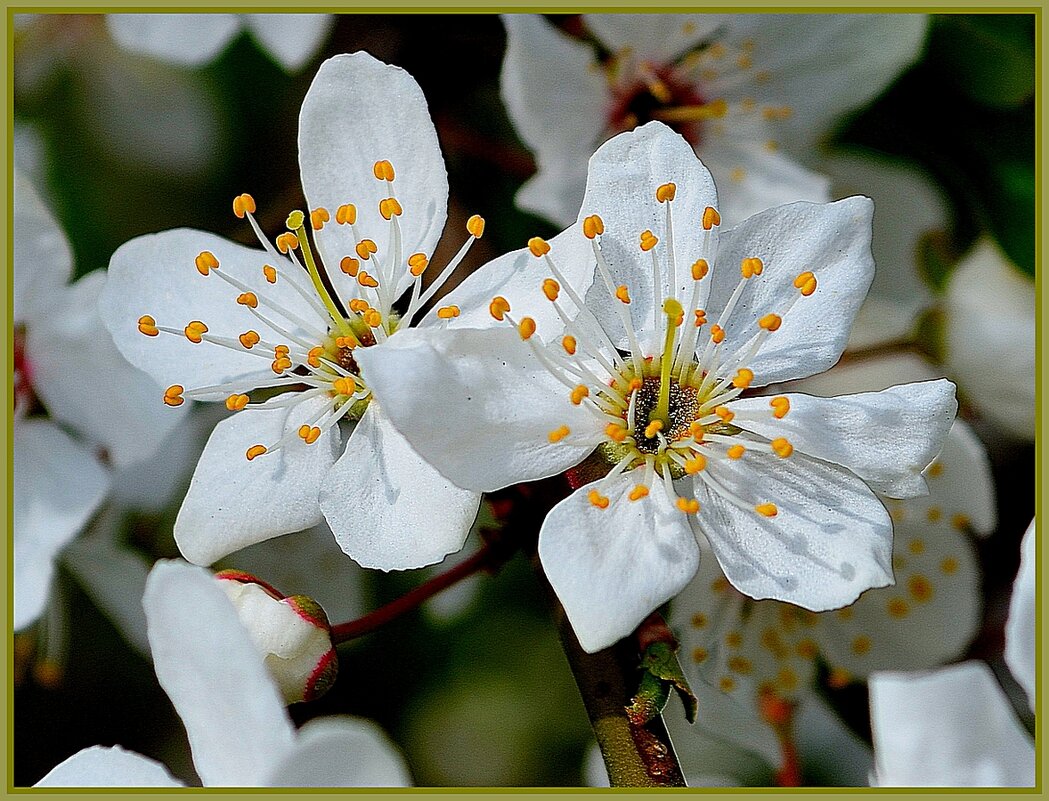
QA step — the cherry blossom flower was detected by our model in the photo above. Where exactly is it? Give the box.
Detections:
[500,13,928,227]
[35,561,411,788]
[106,13,334,71]
[101,52,484,571]
[359,122,958,652]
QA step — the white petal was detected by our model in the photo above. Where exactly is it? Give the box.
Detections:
[27,271,187,468]
[583,14,730,63]
[707,197,875,386]
[14,170,72,326]
[265,717,412,787]
[726,379,957,498]
[582,122,718,348]
[144,560,295,786]
[174,395,340,566]
[945,237,1035,440]
[100,228,328,390]
[299,52,448,304]
[869,662,1034,787]
[775,349,941,398]
[539,473,700,653]
[922,418,996,536]
[244,14,333,72]
[500,15,609,227]
[106,14,241,66]
[35,745,183,787]
[794,693,874,787]
[320,404,479,571]
[694,449,893,611]
[14,420,110,630]
[1006,519,1035,712]
[356,325,596,493]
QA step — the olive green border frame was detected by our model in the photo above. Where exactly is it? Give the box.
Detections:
[3,4,1043,800]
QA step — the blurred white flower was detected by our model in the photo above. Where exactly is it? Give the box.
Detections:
[101,52,483,571]
[35,560,411,788]
[106,13,334,72]
[360,122,956,653]
[500,13,928,226]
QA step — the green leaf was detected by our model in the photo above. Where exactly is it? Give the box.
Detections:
[986,160,1036,277]
[931,15,1034,108]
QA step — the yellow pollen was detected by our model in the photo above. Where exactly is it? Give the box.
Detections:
[940,557,959,575]
[741,257,764,279]
[298,425,322,445]
[195,250,219,276]
[373,160,395,181]
[688,421,705,439]
[263,265,277,284]
[771,437,793,458]
[364,309,382,328]
[770,396,790,418]
[246,444,267,461]
[236,292,258,309]
[184,321,208,344]
[732,368,754,389]
[690,612,708,628]
[570,385,589,405]
[582,214,604,239]
[466,214,485,238]
[693,309,707,327]
[628,377,644,391]
[310,207,330,230]
[685,456,706,474]
[336,257,359,277]
[755,502,778,517]
[719,677,736,693]
[728,656,752,674]
[518,317,537,340]
[909,539,926,555]
[333,377,355,396]
[796,639,818,659]
[691,259,709,280]
[543,278,560,301]
[656,182,676,203]
[137,315,159,337]
[710,324,725,343]
[274,345,290,356]
[225,393,249,411]
[562,335,577,355]
[163,384,184,407]
[727,444,745,459]
[588,489,610,509]
[794,271,817,296]
[828,668,852,689]
[275,232,298,253]
[759,313,782,332]
[307,346,323,368]
[408,253,429,276]
[677,497,700,514]
[639,230,659,252]
[357,271,379,289]
[548,425,570,443]
[628,485,649,501]
[714,406,734,423]
[489,296,511,321]
[232,193,256,219]
[837,606,854,621]
[725,631,743,648]
[348,300,369,313]
[908,575,934,602]
[378,198,402,220]
[702,206,721,230]
[615,285,631,304]
[335,204,357,225]
[605,423,627,442]
[271,357,292,374]
[239,330,260,349]
[355,240,378,260]
[927,461,944,477]
[887,597,909,619]
[926,507,943,522]
[851,635,872,655]
[692,647,708,663]
[528,236,550,257]
[644,419,663,439]
[952,513,971,531]
[436,305,460,320]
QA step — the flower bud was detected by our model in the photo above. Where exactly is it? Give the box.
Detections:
[214,570,337,704]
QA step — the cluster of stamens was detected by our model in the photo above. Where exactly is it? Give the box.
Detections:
[138,161,484,461]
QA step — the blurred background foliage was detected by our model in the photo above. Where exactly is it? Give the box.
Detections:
[13,12,1035,787]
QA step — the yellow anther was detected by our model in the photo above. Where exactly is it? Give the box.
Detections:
[270,357,292,374]
[137,315,159,337]
[927,461,944,477]
[908,574,934,602]
[333,377,356,396]
[692,309,707,328]
[685,455,706,474]
[663,298,684,327]
[348,299,369,313]
[639,230,659,252]
[851,635,871,655]
[542,278,560,302]
[770,396,790,419]
[628,485,649,501]
[714,406,734,423]
[759,313,782,332]
[562,335,577,355]
[771,437,793,458]
[741,257,764,279]
[195,250,219,276]
[262,265,277,284]
[298,425,322,445]
[689,421,705,439]
[927,506,943,522]
[732,368,754,389]
[737,53,753,69]
[570,385,589,405]
[719,677,736,693]
[710,324,725,343]
[466,214,485,238]
[307,346,323,368]
[794,271,817,296]
[763,105,793,121]
[582,214,605,239]
[274,344,290,356]
[355,239,378,260]
[725,631,743,648]
[588,490,610,509]
[727,444,745,459]
[518,317,537,340]
[691,259,709,281]
[357,271,379,288]
[225,393,249,412]
[528,236,550,257]
[952,513,971,531]
[615,285,631,304]
[828,668,852,689]
[408,253,428,277]
[184,321,208,344]
[246,445,267,461]
[909,539,926,555]
[656,183,677,203]
[887,597,909,619]
[755,502,778,517]
[373,160,395,181]
[379,198,403,220]
[236,292,259,309]
[335,203,357,225]
[940,557,959,575]
[310,207,331,230]
[239,330,260,349]
[275,232,299,253]
[691,612,707,629]
[232,193,256,219]
[340,257,360,277]
[548,425,570,443]
[644,419,664,439]
[163,385,184,407]
[436,305,461,320]
[677,497,700,514]
[364,309,382,328]
[605,422,627,442]
[702,206,721,230]
[489,296,511,321]
[628,377,643,391]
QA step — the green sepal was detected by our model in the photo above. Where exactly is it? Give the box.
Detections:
[627,641,698,726]
[626,670,671,726]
